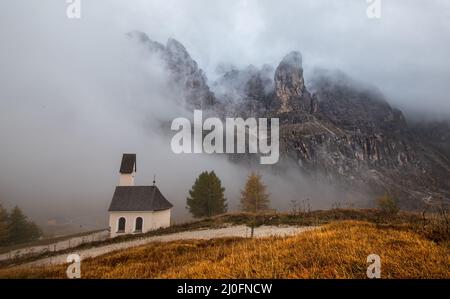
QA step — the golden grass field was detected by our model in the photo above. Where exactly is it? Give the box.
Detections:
[0,220,448,279]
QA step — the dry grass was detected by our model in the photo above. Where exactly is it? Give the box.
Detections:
[1,220,448,279]
[1,209,426,268]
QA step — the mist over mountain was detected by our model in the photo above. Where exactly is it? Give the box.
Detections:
[130,32,450,210]
[1,1,449,233]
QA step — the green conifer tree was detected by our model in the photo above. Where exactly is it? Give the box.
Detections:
[187,171,227,218]
[7,206,42,245]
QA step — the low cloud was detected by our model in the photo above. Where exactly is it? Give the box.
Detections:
[0,0,448,229]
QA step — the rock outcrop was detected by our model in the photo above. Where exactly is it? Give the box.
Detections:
[128,31,215,109]
[274,51,308,113]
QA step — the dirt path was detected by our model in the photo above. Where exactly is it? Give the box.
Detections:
[17,225,318,268]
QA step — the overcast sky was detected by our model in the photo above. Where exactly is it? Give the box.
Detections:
[2,1,450,115]
[0,0,449,227]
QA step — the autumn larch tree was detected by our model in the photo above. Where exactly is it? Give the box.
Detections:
[187,171,227,218]
[240,172,270,212]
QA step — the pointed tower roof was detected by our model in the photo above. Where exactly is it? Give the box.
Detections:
[119,154,136,174]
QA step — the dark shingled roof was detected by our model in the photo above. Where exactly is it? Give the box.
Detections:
[120,154,136,174]
[108,186,173,212]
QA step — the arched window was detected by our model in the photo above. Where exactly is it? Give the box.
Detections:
[135,217,143,232]
[118,217,126,233]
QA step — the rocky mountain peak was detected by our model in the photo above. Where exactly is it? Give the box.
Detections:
[213,65,273,102]
[275,52,306,113]
[166,38,189,58]
[310,69,408,133]
[127,30,150,43]
[127,30,165,53]
[280,51,303,68]
[126,33,450,207]
[128,33,215,109]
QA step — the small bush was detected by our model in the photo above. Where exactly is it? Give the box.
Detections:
[376,193,400,216]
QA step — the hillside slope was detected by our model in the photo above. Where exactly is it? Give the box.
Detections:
[1,221,448,279]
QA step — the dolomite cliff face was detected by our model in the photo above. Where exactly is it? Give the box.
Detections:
[274,51,308,113]
[270,59,449,208]
[130,32,450,209]
[128,31,215,110]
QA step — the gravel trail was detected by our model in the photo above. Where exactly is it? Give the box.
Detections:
[15,225,318,268]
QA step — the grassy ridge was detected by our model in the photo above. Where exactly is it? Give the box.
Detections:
[0,208,428,268]
[0,220,448,279]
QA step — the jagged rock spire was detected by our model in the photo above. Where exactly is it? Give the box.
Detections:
[274,51,306,113]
